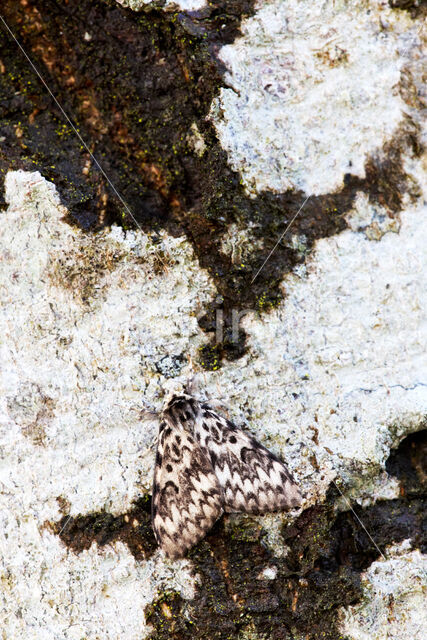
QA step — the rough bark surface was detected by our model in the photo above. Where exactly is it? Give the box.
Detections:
[0,2,425,639]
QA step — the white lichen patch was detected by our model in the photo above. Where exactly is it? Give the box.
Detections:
[345,192,401,241]
[0,170,216,637]
[334,470,401,511]
[0,524,195,640]
[256,565,277,580]
[204,185,427,502]
[187,122,207,157]
[338,543,427,640]
[0,170,216,514]
[210,0,424,196]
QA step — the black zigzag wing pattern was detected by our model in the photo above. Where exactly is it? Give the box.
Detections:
[151,395,223,559]
[152,394,302,558]
[194,403,302,515]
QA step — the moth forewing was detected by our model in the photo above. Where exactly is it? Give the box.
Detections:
[151,405,223,559]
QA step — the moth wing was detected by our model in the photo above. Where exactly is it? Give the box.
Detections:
[152,420,223,559]
[195,407,302,514]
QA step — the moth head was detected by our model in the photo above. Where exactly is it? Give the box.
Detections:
[160,374,199,411]
[161,393,199,433]
[162,391,195,412]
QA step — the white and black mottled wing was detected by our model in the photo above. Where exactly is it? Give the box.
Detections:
[152,401,223,559]
[194,402,302,514]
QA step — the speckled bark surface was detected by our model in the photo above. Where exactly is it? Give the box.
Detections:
[0,1,426,638]
[1,0,424,364]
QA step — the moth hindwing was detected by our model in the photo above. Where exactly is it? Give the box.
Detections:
[151,394,302,558]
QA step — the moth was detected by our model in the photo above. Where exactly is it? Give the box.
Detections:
[151,394,302,559]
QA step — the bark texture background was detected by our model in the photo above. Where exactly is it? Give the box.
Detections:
[0,1,426,639]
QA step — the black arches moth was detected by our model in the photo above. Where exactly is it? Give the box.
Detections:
[151,394,302,559]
